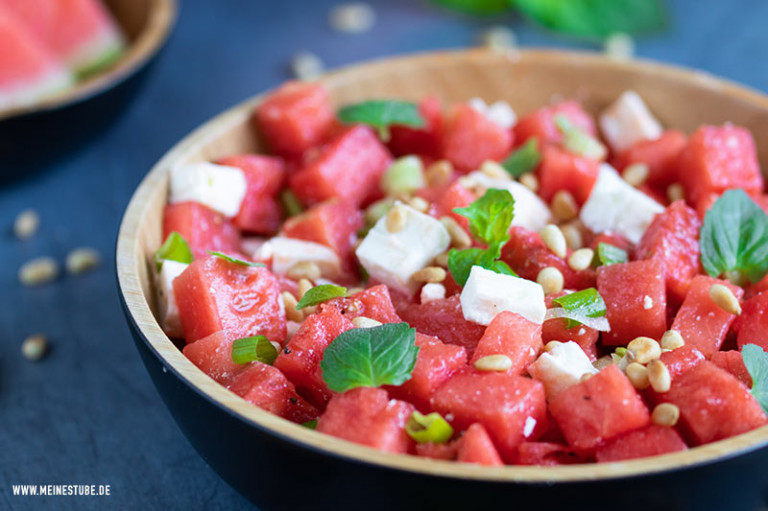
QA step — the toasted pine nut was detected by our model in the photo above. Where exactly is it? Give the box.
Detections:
[593,355,613,371]
[480,160,510,180]
[66,247,101,275]
[568,248,594,272]
[647,359,671,393]
[18,257,59,286]
[474,354,513,372]
[580,373,594,383]
[281,292,304,322]
[627,336,662,364]
[297,278,313,300]
[709,283,741,315]
[622,163,649,187]
[13,209,40,239]
[667,183,685,203]
[287,261,322,281]
[433,251,450,268]
[626,362,650,390]
[411,266,447,283]
[21,334,48,361]
[352,316,383,329]
[652,403,680,427]
[660,330,685,351]
[425,160,453,187]
[440,216,472,249]
[519,172,539,192]
[409,196,429,213]
[270,341,282,352]
[560,222,584,250]
[385,204,407,233]
[544,341,563,352]
[540,224,567,259]
[551,190,578,221]
[537,266,564,295]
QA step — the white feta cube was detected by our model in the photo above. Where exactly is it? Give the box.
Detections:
[463,171,552,233]
[580,164,664,244]
[468,97,517,129]
[356,204,451,295]
[267,237,342,278]
[527,341,598,399]
[599,90,663,153]
[168,162,247,217]
[420,282,446,304]
[156,260,188,338]
[460,266,546,325]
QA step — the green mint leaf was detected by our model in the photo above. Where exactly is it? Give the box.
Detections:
[501,138,541,178]
[742,344,768,415]
[320,323,419,393]
[280,189,304,217]
[700,189,768,284]
[154,231,193,271]
[338,100,425,141]
[406,411,454,444]
[596,242,628,266]
[207,251,265,268]
[489,259,516,276]
[555,114,606,160]
[296,284,348,310]
[431,0,513,15]
[301,419,318,429]
[231,335,279,365]
[552,287,607,328]
[515,0,665,38]
[447,245,516,287]
[453,188,515,246]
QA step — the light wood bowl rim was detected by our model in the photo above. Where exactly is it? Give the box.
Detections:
[117,48,768,483]
[0,0,177,122]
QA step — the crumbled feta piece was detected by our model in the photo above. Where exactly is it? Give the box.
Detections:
[527,341,598,399]
[460,266,546,325]
[241,237,270,260]
[599,90,662,153]
[467,97,517,129]
[463,171,552,233]
[523,416,537,438]
[156,260,188,338]
[267,237,341,278]
[420,282,446,304]
[580,164,664,243]
[356,204,451,295]
[168,162,247,218]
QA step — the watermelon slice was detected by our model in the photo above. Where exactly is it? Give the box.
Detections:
[0,0,125,77]
[0,4,72,110]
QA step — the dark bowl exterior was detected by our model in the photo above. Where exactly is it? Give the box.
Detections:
[120,293,768,511]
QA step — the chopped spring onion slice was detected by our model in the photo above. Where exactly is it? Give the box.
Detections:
[301,419,318,429]
[555,114,607,160]
[544,307,611,332]
[595,242,628,266]
[231,335,279,365]
[280,190,304,217]
[295,284,348,310]
[154,231,193,271]
[405,411,454,444]
[381,156,425,196]
[207,251,265,267]
[501,138,541,177]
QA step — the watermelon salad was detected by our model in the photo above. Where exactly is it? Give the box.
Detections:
[153,81,768,466]
[0,0,125,112]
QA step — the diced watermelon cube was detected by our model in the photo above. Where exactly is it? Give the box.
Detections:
[512,442,585,466]
[320,284,402,324]
[387,333,467,412]
[470,311,542,374]
[514,101,596,145]
[281,199,363,265]
[182,330,240,383]
[710,350,752,388]
[549,365,651,452]
[431,369,548,461]
[612,130,687,190]
[274,307,355,407]
[163,202,241,259]
[289,125,392,206]
[387,96,443,158]
[397,295,486,356]
[595,425,687,462]
[635,200,702,304]
[218,154,286,235]
[658,345,705,381]
[226,362,319,424]
[542,294,599,360]
[429,180,476,233]
[589,232,632,254]
[737,291,768,351]
[538,145,600,205]
[457,423,504,466]
[670,276,743,357]
[658,361,767,445]
[415,441,456,461]
[255,81,334,156]
[677,124,763,207]
[173,256,286,344]
[596,259,667,345]
[316,387,414,453]
[440,103,513,172]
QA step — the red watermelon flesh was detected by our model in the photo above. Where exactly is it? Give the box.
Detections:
[512,442,586,466]
[542,293,599,360]
[538,144,600,205]
[0,4,72,110]
[658,345,705,381]
[612,130,687,190]
[457,423,504,466]
[514,101,596,145]
[387,96,443,159]
[710,350,752,388]
[737,291,768,352]
[316,387,414,453]
[470,311,542,375]
[595,425,687,463]
[1,0,125,75]
[428,180,476,233]
[162,202,241,259]
[415,441,456,461]
[440,103,513,172]
[319,284,402,324]
[226,362,319,424]
[173,256,286,344]
[182,330,241,383]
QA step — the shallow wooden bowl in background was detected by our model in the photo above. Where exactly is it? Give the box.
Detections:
[0,0,176,174]
[117,49,768,511]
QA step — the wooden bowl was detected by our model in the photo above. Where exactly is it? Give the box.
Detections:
[0,0,176,173]
[117,49,768,511]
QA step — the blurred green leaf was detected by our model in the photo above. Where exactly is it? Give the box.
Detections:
[431,0,514,16]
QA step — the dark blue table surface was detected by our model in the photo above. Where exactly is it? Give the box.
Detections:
[2,0,768,509]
